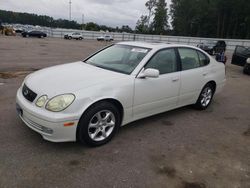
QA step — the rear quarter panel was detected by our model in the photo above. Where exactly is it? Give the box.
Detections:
[210,59,226,94]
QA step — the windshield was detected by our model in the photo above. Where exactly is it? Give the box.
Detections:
[85,44,150,74]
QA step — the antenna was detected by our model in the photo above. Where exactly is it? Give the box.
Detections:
[69,0,72,21]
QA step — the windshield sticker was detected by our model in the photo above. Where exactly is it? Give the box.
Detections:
[131,48,148,53]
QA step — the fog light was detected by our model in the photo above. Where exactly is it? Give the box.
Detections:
[42,127,53,134]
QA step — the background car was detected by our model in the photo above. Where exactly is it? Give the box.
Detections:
[64,32,83,40]
[197,40,226,55]
[97,35,114,41]
[231,45,250,75]
[21,30,47,38]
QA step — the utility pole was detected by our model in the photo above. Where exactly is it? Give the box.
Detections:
[69,0,72,21]
[82,13,85,30]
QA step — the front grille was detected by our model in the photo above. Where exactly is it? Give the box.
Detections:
[22,84,37,102]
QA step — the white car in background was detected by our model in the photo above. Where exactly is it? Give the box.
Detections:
[64,32,83,40]
[16,42,226,146]
[97,35,113,41]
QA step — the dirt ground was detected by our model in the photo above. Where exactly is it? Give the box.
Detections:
[0,36,249,188]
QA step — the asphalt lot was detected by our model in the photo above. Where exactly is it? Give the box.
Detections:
[0,36,250,188]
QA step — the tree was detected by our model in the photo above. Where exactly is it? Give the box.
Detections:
[170,0,250,39]
[145,0,157,26]
[152,0,169,34]
[135,15,148,33]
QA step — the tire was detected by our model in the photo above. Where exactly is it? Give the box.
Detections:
[79,37,83,40]
[194,83,215,110]
[77,101,121,147]
[243,64,250,75]
[68,36,72,40]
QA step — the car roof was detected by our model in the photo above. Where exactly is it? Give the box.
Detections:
[117,41,200,50]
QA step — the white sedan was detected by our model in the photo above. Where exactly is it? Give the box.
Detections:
[16,42,226,146]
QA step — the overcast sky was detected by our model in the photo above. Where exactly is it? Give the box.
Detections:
[0,0,171,28]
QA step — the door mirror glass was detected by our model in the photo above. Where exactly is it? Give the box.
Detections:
[138,68,159,78]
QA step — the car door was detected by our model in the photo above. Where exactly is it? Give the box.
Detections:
[133,48,181,119]
[232,46,250,66]
[177,48,209,106]
[29,31,36,37]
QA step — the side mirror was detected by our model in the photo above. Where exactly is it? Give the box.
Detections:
[138,68,160,78]
[246,58,250,64]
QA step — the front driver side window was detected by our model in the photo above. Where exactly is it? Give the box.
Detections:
[145,49,177,74]
[179,48,200,71]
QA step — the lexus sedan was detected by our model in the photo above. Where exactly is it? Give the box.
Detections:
[16,42,226,146]
[22,30,47,38]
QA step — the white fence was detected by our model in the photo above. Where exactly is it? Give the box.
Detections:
[42,28,250,51]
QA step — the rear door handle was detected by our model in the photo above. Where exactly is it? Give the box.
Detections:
[172,77,179,82]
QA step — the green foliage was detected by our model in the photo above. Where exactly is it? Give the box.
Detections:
[152,0,169,34]
[135,15,148,33]
[0,9,133,33]
[0,10,80,29]
[170,0,250,39]
[136,0,169,34]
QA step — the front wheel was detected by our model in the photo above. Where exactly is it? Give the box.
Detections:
[194,84,214,110]
[77,102,121,147]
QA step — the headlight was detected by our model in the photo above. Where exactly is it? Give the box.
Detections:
[45,94,75,112]
[36,95,48,107]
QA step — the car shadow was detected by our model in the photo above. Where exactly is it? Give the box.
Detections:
[119,106,192,133]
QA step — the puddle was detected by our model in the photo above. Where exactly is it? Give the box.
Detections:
[156,165,176,178]
[39,52,48,56]
[68,160,80,166]
[0,69,39,79]
[224,116,239,120]
[182,181,206,188]
[161,120,174,126]
[243,127,250,137]
[230,75,240,78]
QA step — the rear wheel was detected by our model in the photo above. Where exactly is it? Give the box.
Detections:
[77,101,121,147]
[194,83,214,110]
[79,37,83,40]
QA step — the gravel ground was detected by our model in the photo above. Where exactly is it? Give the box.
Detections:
[0,36,249,188]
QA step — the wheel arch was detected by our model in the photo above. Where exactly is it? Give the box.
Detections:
[76,98,124,140]
[206,80,217,93]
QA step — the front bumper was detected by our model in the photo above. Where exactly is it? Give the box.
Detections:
[16,87,79,142]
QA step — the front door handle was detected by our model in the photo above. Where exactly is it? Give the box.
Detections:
[203,72,209,76]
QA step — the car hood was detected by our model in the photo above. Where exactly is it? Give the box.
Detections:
[25,61,127,97]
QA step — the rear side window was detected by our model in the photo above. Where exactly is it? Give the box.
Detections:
[178,48,200,70]
[197,51,210,66]
[235,46,250,56]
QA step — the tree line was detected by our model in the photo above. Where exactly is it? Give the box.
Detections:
[0,9,133,33]
[136,0,250,39]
